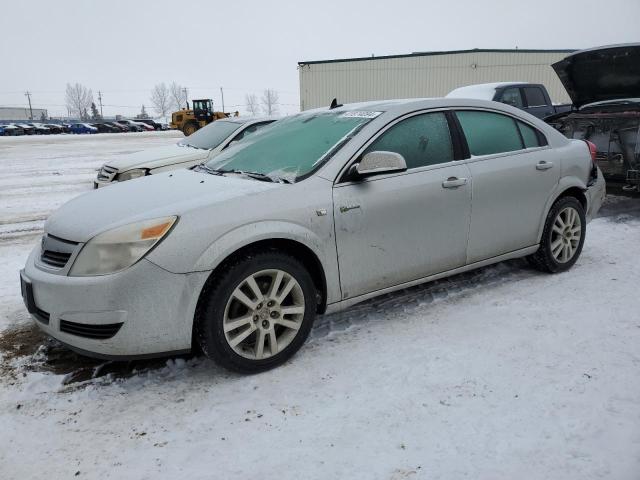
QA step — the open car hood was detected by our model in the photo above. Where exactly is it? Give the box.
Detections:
[552,44,640,108]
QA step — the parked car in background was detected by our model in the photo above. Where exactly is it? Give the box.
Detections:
[27,123,51,135]
[23,98,604,373]
[92,123,120,134]
[105,122,129,132]
[94,117,276,187]
[44,124,64,134]
[17,123,36,135]
[134,118,162,130]
[159,123,170,131]
[69,123,98,134]
[116,120,144,132]
[447,82,572,119]
[135,121,155,131]
[0,124,23,136]
[545,43,640,192]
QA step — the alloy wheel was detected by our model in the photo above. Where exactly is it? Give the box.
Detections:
[223,269,305,360]
[550,206,582,263]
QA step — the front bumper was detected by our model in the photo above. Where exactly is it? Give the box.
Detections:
[21,246,209,359]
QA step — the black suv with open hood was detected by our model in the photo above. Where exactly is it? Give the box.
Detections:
[546,44,640,191]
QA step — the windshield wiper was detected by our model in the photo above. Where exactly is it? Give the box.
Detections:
[195,164,224,175]
[195,165,290,183]
[244,171,291,184]
[242,171,280,183]
[213,168,291,184]
[179,142,204,149]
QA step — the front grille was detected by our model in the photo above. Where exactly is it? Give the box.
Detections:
[41,250,71,268]
[59,320,123,339]
[40,234,79,269]
[97,165,118,182]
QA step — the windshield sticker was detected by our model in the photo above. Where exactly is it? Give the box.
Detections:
[339,111,382,119]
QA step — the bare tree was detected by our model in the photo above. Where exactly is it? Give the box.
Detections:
[245,93,260,116]
[65,83,94,120]
[169,82,188,111]
[261,89,279,116]
[150,83,171,118]
[90,102,100,120]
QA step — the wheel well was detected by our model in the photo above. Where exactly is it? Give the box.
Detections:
[556,187,587,209]
[203,239,328,314]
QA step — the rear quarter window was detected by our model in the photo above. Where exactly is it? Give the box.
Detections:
[517,121,546,148]
[456,111,523,156]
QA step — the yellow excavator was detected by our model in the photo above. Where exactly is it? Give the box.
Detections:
[170,99,239,136]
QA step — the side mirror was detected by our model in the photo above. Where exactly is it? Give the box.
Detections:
[356,151,407,176]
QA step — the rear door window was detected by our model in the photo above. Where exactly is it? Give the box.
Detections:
[523,87,547,107]
[363,112,453,169]
[456,111,523,156]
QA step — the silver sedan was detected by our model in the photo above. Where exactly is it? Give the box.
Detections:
[21,98,606,372]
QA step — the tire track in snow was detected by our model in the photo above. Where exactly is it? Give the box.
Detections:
[310,258,536,342]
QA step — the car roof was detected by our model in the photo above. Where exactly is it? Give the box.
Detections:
[221,116,279,125]
[301,96,536,116]
[446,82,529,100]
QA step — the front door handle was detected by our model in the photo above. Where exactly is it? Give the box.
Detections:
[536,161,554,171]
[339,204,361,213]
[442,177,468,189]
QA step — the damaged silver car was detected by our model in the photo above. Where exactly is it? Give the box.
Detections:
[21,98,605,373]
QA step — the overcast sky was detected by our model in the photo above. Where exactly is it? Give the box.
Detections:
[1,0,638,118]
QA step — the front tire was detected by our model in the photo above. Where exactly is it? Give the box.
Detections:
[195,251,317,373]
[183,122,198,136]
[528,196,586,273]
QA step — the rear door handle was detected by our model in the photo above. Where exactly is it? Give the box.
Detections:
[536,161,554,171]
[442,177,468,189]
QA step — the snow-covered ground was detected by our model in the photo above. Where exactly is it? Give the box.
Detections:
[1,134,639,479]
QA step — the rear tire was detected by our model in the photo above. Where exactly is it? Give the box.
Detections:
[195,251,317,373]
[528,196,586,273]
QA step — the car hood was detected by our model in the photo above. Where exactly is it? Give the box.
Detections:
[105,144,210,171]
[45,169,279,242]
[552,44,640,108]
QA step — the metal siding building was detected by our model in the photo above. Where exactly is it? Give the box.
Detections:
[298,49,574,110]
[0,107,48,121]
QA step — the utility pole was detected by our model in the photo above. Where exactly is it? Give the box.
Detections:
[24,91,33,120]
[220,87,225,112]
[182,87,189,109]
[98,91,103,118]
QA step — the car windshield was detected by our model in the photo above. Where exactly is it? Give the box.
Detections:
[179,121,243,149]
[203,110,379,182]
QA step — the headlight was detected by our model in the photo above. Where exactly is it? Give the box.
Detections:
[69,216,177,276]
[117,169,147,181]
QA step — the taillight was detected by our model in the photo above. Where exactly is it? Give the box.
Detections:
[585,140,598,165]
[584,140,598,184]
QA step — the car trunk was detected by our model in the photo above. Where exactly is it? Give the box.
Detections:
[548,44,640,190]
